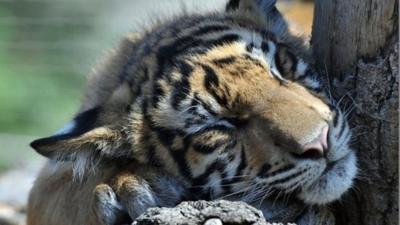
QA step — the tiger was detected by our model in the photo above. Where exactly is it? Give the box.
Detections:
[27,0,357,224]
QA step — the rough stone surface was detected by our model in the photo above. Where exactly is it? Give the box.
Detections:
[133,200,269,225]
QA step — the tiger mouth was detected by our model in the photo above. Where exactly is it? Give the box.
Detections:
[322,149,351,175]
[297,151,357,205]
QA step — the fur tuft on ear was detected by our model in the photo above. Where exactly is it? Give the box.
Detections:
[30,107,130,179]
[30,107,130,178]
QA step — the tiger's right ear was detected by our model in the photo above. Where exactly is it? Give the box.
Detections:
[30,107,127,161]
[225,0,288,34]
[226,0,277,13]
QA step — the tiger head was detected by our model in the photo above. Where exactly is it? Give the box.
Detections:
[31,0,356,206]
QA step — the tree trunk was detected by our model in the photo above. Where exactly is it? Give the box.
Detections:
[311,0,398,225]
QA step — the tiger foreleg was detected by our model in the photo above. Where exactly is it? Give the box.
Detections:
[93,184,129,225]
[95,170,186,222]
[110,174,159,220]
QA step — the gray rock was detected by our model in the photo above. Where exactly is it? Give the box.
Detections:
[0,204,25,225]
[133,200,269,225]
[0,159,44,209]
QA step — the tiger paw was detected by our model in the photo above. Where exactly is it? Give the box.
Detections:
[93,184,129,225]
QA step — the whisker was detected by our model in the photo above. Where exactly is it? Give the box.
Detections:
[323,63,334,104]
[349,132,369,140]
[271,189,284,207]
[241,183,263,202]
[335,92,348,109]
[243,181,272,203]
[178,105,198,115]
[216,182,257,200]
[191,174,252,188]
[344,103,357,118]
[256,186,274,208]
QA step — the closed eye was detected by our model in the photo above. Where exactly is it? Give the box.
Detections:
[222,117,249,128]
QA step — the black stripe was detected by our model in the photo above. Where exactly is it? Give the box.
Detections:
[193,93,218,116]
[223,117,249,128]
[308,85,323,93]
[243,55,265,68]
[151,125,193,179]
[224,138,238,151]
[226,0,240,11]
[203,64,220,88]
[275,46,297,78]
[152,81,165,107]
[246,43,254,52]
[333,109,339,127]
[171,61,193,110]
[192,136,235,155]
[173,33,240,56]
[290,53,299,73]
[337,117,347,139]
[202,65,229,107]
[233,146,247,178]
[212,56,236,67]
[147,145,163,168]
[190,123,233,137]
[297,68,313,81]
[261,41,269,52]
[226,146,247,187]
[153,33,239,90]
[220,170,232,194]
[269,169,306,186]
[157,33,240,68]
[170,149,192,179]
[191,25,231,37]
[203,34,240,47]
[191,160,225,188]
[274,50,287,75]
[269,164,295,177]
[154,36,198,82]
[154,126,177,147]
[257,163,272,178]
[192,140,227,154]
[286,181,302,193]
[188,124,233,154]
[258,29,277,42]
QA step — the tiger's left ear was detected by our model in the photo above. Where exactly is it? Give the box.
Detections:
[30,107,127,161]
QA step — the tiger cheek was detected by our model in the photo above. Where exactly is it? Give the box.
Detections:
[240,128,276,168]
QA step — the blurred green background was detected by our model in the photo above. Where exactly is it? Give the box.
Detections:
[0,0,313,172]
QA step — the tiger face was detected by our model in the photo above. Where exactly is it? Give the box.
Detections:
[30,0,356,208]
[140,37,356,205]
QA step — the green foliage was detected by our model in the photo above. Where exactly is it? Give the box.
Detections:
[0,1,107,171]
[0,1,103,136]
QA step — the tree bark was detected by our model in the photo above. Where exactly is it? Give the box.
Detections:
[311,0,398,225]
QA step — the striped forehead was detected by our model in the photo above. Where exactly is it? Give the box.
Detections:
[187,28,325,95]
[192,31,269,65]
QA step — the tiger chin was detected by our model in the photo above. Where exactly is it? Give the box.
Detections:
[27,0,357,225]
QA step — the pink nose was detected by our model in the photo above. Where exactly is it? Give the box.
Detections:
[300,126,329,158]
